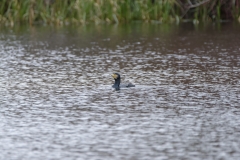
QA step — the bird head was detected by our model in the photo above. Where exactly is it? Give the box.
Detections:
[112,73,120,80]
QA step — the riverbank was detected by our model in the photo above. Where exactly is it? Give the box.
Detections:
[0,0,239,26]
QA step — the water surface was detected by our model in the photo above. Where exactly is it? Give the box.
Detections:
[0,23,240,160]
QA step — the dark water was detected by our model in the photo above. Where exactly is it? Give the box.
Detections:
[0,23,240,160]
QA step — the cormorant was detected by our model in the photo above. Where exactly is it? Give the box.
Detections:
[112,73,135,90]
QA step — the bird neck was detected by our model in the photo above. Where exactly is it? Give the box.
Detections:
[114,78,121,90]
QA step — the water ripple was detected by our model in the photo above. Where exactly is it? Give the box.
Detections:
[0,24,240,160]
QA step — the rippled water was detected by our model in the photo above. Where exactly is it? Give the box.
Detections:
[0,24,240,160]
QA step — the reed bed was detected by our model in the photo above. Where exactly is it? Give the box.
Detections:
[0,0,239,26]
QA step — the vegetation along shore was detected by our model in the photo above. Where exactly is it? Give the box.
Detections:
[0,0,239,26]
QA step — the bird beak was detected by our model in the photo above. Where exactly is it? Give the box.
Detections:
[112,74,118,79]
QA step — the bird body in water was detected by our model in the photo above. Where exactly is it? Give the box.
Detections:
[112,73,135,90]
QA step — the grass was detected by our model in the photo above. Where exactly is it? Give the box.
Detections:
[0,0,239,26]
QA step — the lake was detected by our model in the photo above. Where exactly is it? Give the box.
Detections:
[0,23,240,160]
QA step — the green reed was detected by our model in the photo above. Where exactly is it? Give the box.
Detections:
[0,0,239,26]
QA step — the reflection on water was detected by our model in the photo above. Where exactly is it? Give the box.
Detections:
[0,24,240,160]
